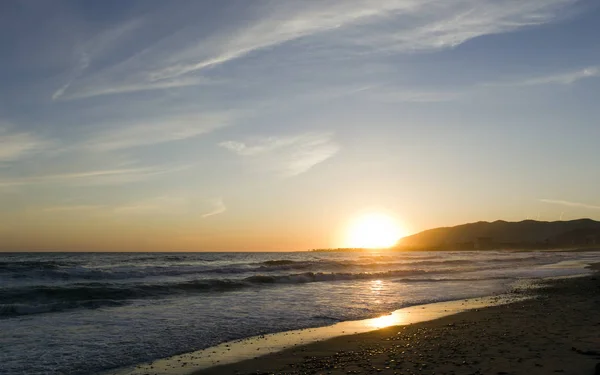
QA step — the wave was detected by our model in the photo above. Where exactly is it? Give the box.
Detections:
[0,254,549,283]
[0,267,468,317]
[0,279,247,317]
[256,258,473,270]
[0,257,508,282]
[128,255,190,262]
[311,315,343,321]
[0,300,126,317]
[243,269,432,284]
[0,260,77,271]
[0,260,351,280]
[260,260,298,266]
[2,264,249,281]
[1,279,246,304]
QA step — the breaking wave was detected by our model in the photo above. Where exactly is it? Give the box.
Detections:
[0,267,468,317]
[0,251,570,318]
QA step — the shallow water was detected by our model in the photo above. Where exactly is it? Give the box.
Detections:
[108,293,533,375]
[1,250,599,374]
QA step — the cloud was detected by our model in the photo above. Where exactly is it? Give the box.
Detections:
[220,132,339,176]
[347,0,576,52]
[42,205,105,212]
[523,67,600,85]
[114,195,189,215]
[52,18,145,100]
[489,66,600,87]
[370,88,461,103]
[0,126,49,162]
[540,199,600,210]
[35,194,223,218]
[56,76,214,100]
[0,165,184,187]
[82,114,229,151]
[149,0,575,78]
[220,136,303,156]
[56,0,577,100]
[202,198,226,218]
[111,195,225,218]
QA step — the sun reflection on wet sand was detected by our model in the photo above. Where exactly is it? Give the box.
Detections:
[366,311,407,329]
[108,295,530,375]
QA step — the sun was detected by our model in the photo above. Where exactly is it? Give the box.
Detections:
[345,213,404,249]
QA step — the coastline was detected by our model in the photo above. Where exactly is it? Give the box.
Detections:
[103,263,600,375]
[197,267,600,375]
[107,293,528,375]
[311,247,600,253]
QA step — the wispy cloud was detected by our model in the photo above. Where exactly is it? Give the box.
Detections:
[56,0,577,100]
[220,136,302,156]
[111,195,226,218]
[114,195,189,215]
[522,67,600,85]
[42,205,106,212]
[0,126,49,162]
[82,114,229,151]
[370,88,461,103]
[540,199,600,210]
[221,132,339,176]
[348,0,576,52]
[202,198,226,218]
[52,18,145,100]
[0,165,184,187]
[489,66,600,87]
[59,76,212,100]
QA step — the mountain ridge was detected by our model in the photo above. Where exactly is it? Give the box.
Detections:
[396,219,600,250]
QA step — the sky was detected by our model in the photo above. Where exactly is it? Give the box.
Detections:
[1,0,600,251]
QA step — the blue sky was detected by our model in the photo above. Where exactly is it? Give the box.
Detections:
[1,0,600,251]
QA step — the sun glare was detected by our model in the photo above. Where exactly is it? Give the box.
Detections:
[345,213,404,249]
[367,313,405,329]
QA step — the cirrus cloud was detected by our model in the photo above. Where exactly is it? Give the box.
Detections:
[540,199,600,210]
[220,132,339,177]
[0,126,50,163]
[54,0,578,100]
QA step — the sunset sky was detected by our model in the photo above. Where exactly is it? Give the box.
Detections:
[2,0,600,251]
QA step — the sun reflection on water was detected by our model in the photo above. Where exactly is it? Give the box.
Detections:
[370,279,383,293]
[369,279,384,304]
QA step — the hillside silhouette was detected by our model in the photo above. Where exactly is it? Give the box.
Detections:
[396,219,600,250]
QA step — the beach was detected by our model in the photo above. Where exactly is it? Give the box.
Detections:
[200,266,600,375]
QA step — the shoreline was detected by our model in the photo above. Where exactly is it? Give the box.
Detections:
[198,267,600,375]
[104,264,600,375]
[105,293,529,375]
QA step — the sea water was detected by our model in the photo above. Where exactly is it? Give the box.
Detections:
[1,250,599,374]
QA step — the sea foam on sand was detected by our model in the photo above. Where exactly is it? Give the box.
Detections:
[108,269,600,375]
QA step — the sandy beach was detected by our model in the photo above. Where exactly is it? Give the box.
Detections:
[198,266,600,375]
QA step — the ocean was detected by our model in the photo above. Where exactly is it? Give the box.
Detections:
[1,250,599,375]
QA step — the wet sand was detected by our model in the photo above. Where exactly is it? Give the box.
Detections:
[199,267,600,375]
[111,294,528,375]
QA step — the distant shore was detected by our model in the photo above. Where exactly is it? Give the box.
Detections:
[310,246,600,252]
[198,264,600,375]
